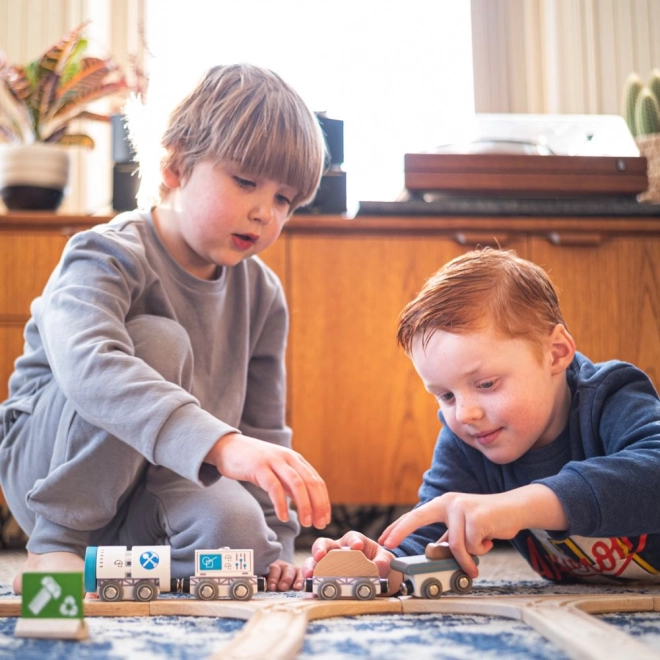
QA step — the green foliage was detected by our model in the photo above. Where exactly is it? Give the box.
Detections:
[635,88,660,136]
[0,22,127,146]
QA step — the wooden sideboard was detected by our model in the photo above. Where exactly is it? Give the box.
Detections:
[1,212,659,507]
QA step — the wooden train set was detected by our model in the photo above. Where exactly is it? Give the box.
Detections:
[1,544,660,659]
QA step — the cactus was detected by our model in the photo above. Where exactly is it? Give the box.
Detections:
[635,88,660,136]
[622,72,644,136]
[648,69,660,108]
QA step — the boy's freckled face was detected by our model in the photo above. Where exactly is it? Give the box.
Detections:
[410,328,568,464]
[157,160,297,279]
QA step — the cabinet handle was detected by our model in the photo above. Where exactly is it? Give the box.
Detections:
[547,232,603,247]
[453,232,510,248]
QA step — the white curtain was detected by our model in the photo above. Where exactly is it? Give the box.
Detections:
[144,0,475,212]
[471,0,660,115]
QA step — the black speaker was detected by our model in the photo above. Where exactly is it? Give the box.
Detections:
[297,115,346,214]
[304,171,347,214]
[113,163,140,212]
[111,114,139,212]
[317,115,344,166]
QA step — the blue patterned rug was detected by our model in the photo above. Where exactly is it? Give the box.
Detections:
[2,580,660,659]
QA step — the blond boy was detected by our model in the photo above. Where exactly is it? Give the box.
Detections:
[0,64,331,594]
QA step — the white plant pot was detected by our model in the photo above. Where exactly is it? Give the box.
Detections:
[0,143,71,211]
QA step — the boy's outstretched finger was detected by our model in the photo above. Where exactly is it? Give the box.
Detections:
[378,499,446,548]
[275,454,331,529]
[303,469,331,529]
[254,464,292,523]
[444,511,479,579]
[267,458,315,526]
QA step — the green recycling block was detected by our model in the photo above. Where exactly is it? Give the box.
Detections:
[21,573,84,620]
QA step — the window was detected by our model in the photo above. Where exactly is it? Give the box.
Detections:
[145,0,474,213]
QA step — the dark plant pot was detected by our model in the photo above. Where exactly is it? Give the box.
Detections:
[0,144,70,211]
[0,185,65,210]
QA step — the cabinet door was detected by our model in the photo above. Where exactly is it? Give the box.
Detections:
[0,325,26,402]
[0,232,69,401]
[258,233,287,283]
[0,232,68,317]
[529,235,660,390]
[287,233,526,505]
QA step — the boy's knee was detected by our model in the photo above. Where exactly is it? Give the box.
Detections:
[126,315,193,386]
[185,496,281,574]
[201,498,275,545]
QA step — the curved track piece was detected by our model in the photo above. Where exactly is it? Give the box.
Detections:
[402,594,660,660]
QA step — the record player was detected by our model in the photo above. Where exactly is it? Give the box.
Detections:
[405,114,648,198]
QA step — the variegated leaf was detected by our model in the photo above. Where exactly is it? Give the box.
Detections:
[1,65,31,104]
[52,80,127,120]
[54,57,114,111]
[51,132,95,148]
[59,37,88,84]
[37,22,87,74]
[0,124,22,143]
[34,70,60,119]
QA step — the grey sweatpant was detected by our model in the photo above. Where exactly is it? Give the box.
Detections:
[0,316,290,577]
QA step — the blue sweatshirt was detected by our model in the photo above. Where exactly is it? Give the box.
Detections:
[396,352,660,583]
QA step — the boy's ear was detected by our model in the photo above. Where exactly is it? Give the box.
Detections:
[548,323,576,373]
[161,163,182,190]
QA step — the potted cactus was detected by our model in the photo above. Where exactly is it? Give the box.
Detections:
[0,22,127,210]
[622,69,660,202]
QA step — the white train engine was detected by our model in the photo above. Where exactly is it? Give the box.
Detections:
[84,545,265,602]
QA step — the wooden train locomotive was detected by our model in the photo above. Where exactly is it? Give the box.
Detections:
[391,541,478,598]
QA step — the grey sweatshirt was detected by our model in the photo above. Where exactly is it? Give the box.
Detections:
[6,210,295,537]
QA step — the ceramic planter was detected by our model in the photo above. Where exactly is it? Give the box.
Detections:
[0,143,71,211]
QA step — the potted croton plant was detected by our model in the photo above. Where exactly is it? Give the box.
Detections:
[0,22,127,211]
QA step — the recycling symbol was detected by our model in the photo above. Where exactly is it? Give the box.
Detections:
[59,595,79,617]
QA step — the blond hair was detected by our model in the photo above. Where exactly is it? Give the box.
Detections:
[159,63,326,210]
[397,248,566,359]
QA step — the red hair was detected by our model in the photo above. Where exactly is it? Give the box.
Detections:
[397,248,566,360]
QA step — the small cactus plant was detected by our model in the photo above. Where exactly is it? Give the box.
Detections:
[622,69,660,137]
[624,69,660,203]
[622,73,644,136]
[649,69,660,111]
[635,88,660,136]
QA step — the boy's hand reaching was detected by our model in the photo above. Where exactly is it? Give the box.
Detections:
[301,532,403,595]
[267,559,304,592]
[379,485,568,578]
[205,432,331,530]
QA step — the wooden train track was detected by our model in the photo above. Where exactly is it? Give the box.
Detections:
[2,592,660,659]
